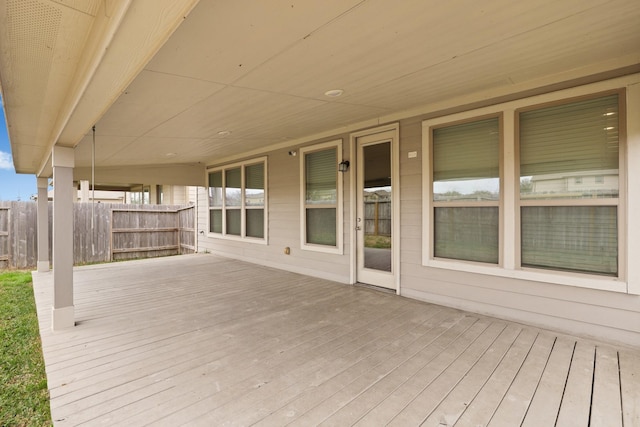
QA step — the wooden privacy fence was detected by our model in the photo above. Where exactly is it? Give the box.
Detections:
[364,200,391,236]
[0,202,39,269]
[110,206,195,261]
[0,201,195,269]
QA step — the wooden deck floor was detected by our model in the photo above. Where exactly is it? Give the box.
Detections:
[32,254,640,426]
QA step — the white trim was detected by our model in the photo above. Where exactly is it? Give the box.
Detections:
[424,258,626,293]
[401,287,637,348]
[51,146,75,168]
[349,124,401,294]
[626,82,640,295]
[299,140,344,254]
[422,78,633,293]
[52,305,74,331]
[207,252,350,285]
[37,261,50,273]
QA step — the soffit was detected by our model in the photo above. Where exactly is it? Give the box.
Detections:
[81,0,638,169]
[0,0,99,173]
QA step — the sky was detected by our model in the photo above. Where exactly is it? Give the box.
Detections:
[0,99,37,201]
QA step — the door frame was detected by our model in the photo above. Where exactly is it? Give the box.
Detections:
[349,123,401,294]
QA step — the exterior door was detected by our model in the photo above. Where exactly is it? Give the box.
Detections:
[356,130,397,290]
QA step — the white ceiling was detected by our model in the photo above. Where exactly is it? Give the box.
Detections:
[1,0,639,178]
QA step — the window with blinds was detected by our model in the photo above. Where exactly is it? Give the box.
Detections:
[432,116,501,264]
[207,158,267,240]
[520,94,619,200]
[300,141,342,251]
[519,93,620,276]
[245,163,265,238]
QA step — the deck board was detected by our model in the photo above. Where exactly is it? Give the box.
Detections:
[555,341,595,427]
[454,328,538,427]
[418,324,522,426]
[30,254,640,427]
[619,349,640,426]
[591,346,623,427]
[521,337,575,426]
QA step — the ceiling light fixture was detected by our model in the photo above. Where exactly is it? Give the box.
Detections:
[324,89,344,98]
[217,130,231,137]
[165,152,177,158]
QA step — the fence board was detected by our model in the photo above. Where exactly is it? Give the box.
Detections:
[364,201,391,237]
[110,206,195,261]
[0,202,38,269]
[0,207,8,268]
[0,201,195,269]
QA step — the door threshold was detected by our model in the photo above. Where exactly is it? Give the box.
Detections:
[355,282,396,294]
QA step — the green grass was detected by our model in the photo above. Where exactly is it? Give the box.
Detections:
[0,271,52,427]
[365,235,392,249]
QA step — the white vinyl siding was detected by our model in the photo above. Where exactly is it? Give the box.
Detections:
[300,140,343,254]
[207,158,267,242]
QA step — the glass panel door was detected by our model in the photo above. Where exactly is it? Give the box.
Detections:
[363,142,392,272]
[356,131,396,290]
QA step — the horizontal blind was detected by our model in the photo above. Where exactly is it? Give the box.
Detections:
[208,171,223,207]
[225,168,241,207]
[306,208,337,246]
[208,171,222,187]
[245,163,264,190]
[520,95,619,177]
[306,148,337,203]
[246,209,264,238]
[434,207,499,263]
[521,206,617,275]
[225,167,241,188]
[433,117,499,181]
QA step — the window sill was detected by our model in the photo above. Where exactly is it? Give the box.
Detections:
[300,243,343,255]
[206,233,268,245]
[423,258,627,293]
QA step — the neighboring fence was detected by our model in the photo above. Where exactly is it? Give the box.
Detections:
[364,200,391,237]
[0,202,39,269]
[110,206,195,261]
[0,201,195,269]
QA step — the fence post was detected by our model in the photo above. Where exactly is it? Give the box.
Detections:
[0,207,9,267]
[110,209,114,262]
[177,208,181,255]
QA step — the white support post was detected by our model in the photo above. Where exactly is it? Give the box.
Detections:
[36,177,50,272]
[51,146,75,330]
[627,83,640,295]
[80,180,89,203]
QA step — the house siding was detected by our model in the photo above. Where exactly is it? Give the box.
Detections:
[198,74,640,348]
[197,138,352,284]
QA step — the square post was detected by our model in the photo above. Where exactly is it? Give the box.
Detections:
[51,146,75,330]
[36,177,50,272]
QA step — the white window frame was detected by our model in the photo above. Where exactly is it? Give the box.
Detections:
[515,91,623,279]
[428,113,504,266]
[207,157,268,244]
[422,83,630,294]
[299,139,344,254]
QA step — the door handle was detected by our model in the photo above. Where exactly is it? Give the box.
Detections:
[356,226,362,231]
